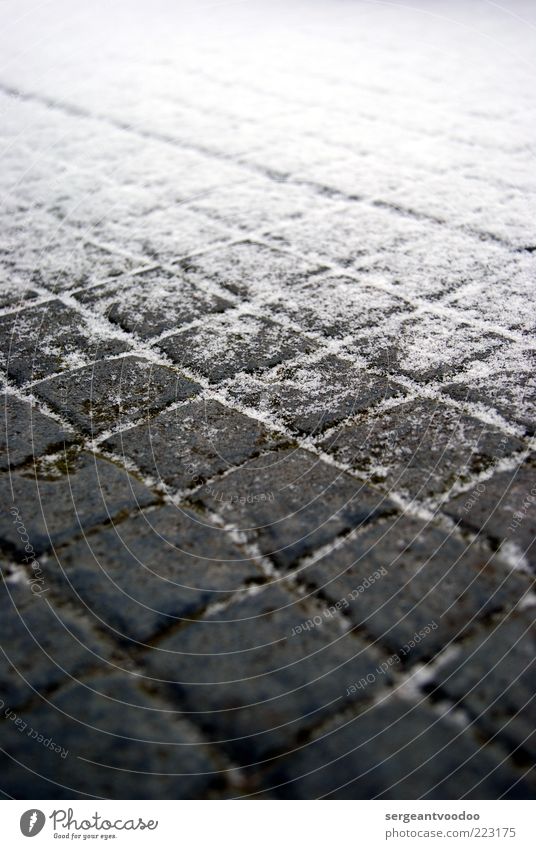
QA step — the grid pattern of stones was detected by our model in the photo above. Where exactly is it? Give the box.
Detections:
[1,2,536,799]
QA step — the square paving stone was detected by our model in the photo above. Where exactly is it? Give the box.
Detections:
[430,611,536,762]
[0,300,129,385]
[265,275,413,340]
[361,228,531,304]
[0,280,40,309]
[179,240,326,299]
[442,458,536,571]
[263,202,427,269]
[347,312,506,382]
[43,504,265,643]
[0,449,157,557]
[0,673,218,799]
[95,205,230,265]
[32,355,201,436]
[31,240,145,293]
[189,176,341,232]
[194,447,396,568]
[302,516,531,661]
[445,264,536,336]
[260,697,533,799]
[0,394,74,470]
[142,584,394,763]
[320,398,524,502]
[103,399,285,491]
[226,355,407,436]
[0,580,106,710]
[76,266,232,339]
[441,349,536,435]
[0,207,140,292]
[160,312,317,384]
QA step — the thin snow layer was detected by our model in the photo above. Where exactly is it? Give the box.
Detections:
[0,0,535,420]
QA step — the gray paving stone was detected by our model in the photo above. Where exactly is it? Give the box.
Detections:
[94,206,231,265]
[260,697,533,799]
[320,399,524,501]
[263,203,426,269]
[180,240,326,299]
[345,313,506,383]
[0,580,106,710]
[194,447,396,568]
[76,266,233,339]
[31,241,144,294]
[0,394,74,470]
[0,300,129,385]
[190,176,341,232]
[103,399,285,491]
[32,355,201,436]
[0,673,218,799]
[142,584,393,763]
[442,351,536,435]
[443,458,536,571]
[42,504,265,643]
[361,229,531,304]
[160,311,317,384]
[265,275,413,341]
[0,281,40,309]
[227,355,407,436]
[446,268,536,336]
[431,611,536,761]
[0,204,142,292]
[302,516,532,661]
[0,449,157,557]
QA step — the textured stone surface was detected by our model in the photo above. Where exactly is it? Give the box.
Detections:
[1,0,535,802]
[77,266,233,339]
[160,311,318,384]
[0,394,74,469]
[442,350,536,434]
[195,448,396,568]
[321,399,524,501]
[0,673,218,799]
[42,504,265,643]
[0,449,156,557]
[431,612,536,761]
[302,516,532,660]
[443,458,536,571]
[33,355,201,435]
[0,580,105,710]
[227,355,407,436]
[181,240,326,299]
[142,584,393,763]
[260,697,534,799]
[103,399,285,491]
[0,300,129,385]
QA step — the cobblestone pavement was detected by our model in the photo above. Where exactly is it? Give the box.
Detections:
[1,0,536,799]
